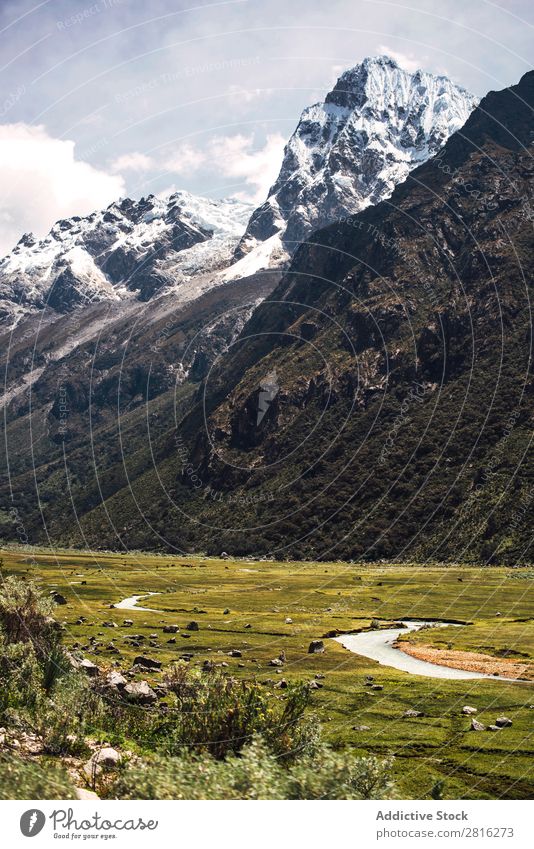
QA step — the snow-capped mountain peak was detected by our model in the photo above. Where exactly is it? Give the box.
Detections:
[235,55,478,258]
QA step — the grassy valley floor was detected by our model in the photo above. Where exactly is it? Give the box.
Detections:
[1,548,533,800]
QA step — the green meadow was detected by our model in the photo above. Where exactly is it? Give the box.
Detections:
[1,547,533,800]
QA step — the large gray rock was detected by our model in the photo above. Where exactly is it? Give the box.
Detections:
[462,706,478,715]
[163,625,179,633]
[308,640,325,654]
[79,659,100,677]
[123,681,158,705]
[494,716,513,728]
[106,671,127,689]
[471,719,485,731]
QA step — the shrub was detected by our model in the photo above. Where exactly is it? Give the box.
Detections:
[111,736,395,800]
[0,576,67,691]
[0,753,76,800]
[162,662,317,760]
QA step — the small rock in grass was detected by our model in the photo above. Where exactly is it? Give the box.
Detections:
[228,650,242,657]
[167,638,176,644]
[186,621,199,631]
[371,684,383,691]
[133,656,162,670]
[308,640,325,654]
[488,725,501,732]
[471,719,485,731]
[403,709,424,718]
[223,608,230,615]
[285,617,293,624]
[308,681,320,689]
[275,679,288,689]
[269,658,284,667]
[244,623,252,629]
[352,725,371,731]
[494,716,512,728]
[163,625,179,633]
[462,706,478,715]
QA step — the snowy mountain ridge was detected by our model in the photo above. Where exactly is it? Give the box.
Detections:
[0,191,252,325]
[0,56,478,324]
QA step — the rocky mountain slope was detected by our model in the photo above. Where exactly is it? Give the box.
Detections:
[64,70,534,564]
[236,55,477,258]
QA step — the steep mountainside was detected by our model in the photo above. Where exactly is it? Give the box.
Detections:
[67,71,534,563]
[237,56,477,258]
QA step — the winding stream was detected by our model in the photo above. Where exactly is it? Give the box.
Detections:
[334,620,495,680]
[114,592,160,612]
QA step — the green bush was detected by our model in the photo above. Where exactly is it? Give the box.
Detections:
[111,736,395,800]
[0,576,67,692]
[162,662,317,760]
[0,754,76,800]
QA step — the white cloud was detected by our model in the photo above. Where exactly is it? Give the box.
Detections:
[110,151,154,172]
[159,133,285,203]
[208,133,286,203]
[0,123,124,255]
[164,143,207,175]
[377,45,423,73]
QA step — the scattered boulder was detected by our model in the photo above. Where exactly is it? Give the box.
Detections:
[133,656,162,671]
[495,716,513,728]
[51,592,67,605]
[308,640,325,654]
[167,638,177,644]
[223,608,230,615]
[285,617,293,624]
[244,623,252,629]
[123,681,157,705]
[79,659,100,677]
[163,625,179,633]
[122,619,133,627]
[106,671,127,689]
[186,621,199,631]
[488,725,501,732]
[471,719,485,731]
[403,709,424,718]
[228,650,242,657]
[269,658,284,667]
[352,725,371,731]
[75,787,99,800]
[308,681,320,689]
[275,679,288,689]
[462,706,478,715]
[84,747,121,779]
[220,552,229,559]
[102,621,117,628]
[371,684,383,691]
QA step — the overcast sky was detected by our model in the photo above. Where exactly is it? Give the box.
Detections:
[0,0,532,254]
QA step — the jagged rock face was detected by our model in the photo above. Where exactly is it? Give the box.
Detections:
[0,192,252,324]
[237,56,477,255]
